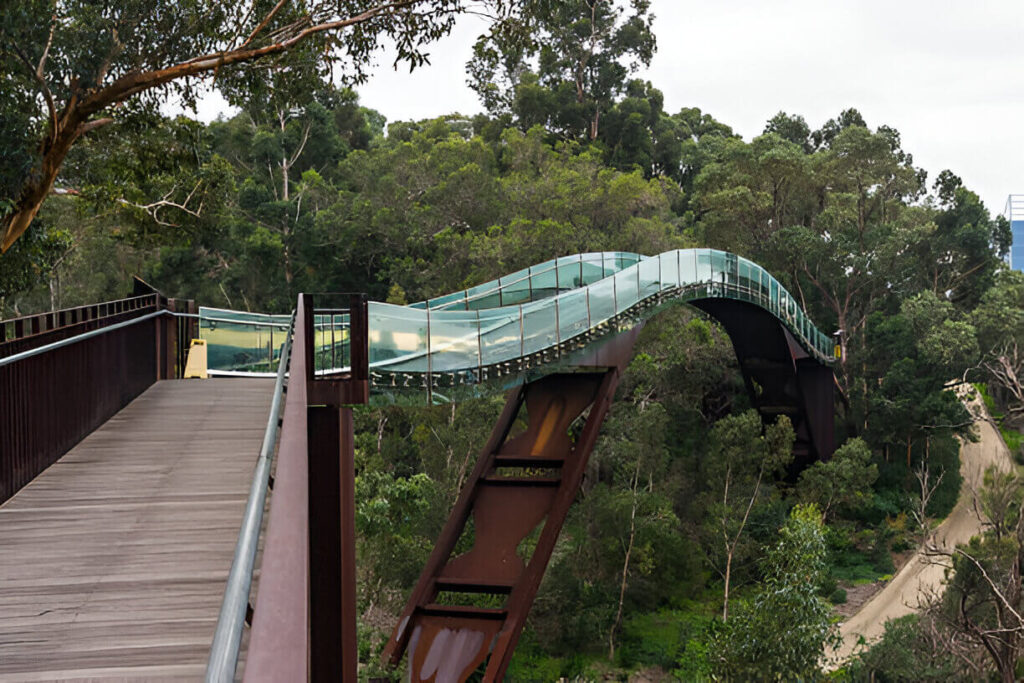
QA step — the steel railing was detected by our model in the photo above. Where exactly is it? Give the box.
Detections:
[0,298,195,505]
[205,315,295,683]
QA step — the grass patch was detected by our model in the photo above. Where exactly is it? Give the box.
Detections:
[974,383,1023,462]
[1001,426,1022,452]
[831,558,888,584]
[975,382,1000,418]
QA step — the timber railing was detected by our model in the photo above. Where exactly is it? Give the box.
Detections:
[0,293,195,505]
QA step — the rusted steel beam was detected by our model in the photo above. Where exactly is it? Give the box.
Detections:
[303,292,367,681]
[795,359,836,462]
[339,406,358,682]
[382,386,526,666]
[307,405,345,680]
[383,329,640,683]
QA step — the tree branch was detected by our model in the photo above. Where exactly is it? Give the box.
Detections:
[78,0,428,118]
[118,180,205,227]
[240,0,291,49]
[11,42,59,145]
[37,13,56,80]
[77,117,114,136]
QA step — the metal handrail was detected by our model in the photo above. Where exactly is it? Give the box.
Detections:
[205,316,294,683]
[0,310,167,367]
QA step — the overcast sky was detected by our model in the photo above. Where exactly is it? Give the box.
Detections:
[189,0,1022,215]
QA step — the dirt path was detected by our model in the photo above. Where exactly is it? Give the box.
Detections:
[832,390,1014,664]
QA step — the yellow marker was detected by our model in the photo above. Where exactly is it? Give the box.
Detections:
[834,344,842,360]
[184,339,209,379]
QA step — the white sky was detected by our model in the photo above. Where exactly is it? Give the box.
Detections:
[187,0,1024,216]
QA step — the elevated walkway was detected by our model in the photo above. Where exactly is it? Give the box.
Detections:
[0,379,273,681]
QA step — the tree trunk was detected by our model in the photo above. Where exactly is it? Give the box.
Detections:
[283,242,294,285]
[610,462,641,661]
[48,271,59,311]
[1,113,94,252]
[722,551,732,621]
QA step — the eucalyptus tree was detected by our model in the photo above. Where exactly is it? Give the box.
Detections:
[469,0,656,141]
[974,270,1024,425]
[0,0,534,253]
[714,505,838,679]
[699,410,794,621]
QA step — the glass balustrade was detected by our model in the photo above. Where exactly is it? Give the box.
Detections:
[203,250,836,400]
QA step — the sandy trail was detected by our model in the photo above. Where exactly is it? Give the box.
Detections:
[832,390,1014,663]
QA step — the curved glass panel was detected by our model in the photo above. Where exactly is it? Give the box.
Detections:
[206,250,836,401]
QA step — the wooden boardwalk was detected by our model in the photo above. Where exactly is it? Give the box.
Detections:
[0,379,274,682]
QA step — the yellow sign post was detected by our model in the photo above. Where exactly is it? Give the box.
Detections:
[183,339,208,379]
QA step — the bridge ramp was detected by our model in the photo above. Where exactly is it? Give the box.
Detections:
[0,379,273,681]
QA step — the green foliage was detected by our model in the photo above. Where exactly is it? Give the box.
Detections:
[698,410,794,618]
[0,0,547,252]
[469,0,655,141]
[0,215,71,307]
[617,609,712,671]
[840,614,956,682]
[354,470,435,598]
[796,437,878,520]
[923,435,963,519]
[713,505,839,679]
[504,647,566,682]
[826,524,894,587]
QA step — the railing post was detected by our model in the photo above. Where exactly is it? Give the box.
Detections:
[304,293,366,682]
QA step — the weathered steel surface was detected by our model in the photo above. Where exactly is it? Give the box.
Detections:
[383,330,638,682]
[0,379,273,681]
[691,298,836,462]
[244,303,310,683]
[0,307,158,505]
[246,294,369,682]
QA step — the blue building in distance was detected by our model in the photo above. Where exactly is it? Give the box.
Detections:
[1008,195,1024,271]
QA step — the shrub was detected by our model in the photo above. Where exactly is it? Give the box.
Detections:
[618,609,712,670]
[841,614,955,681]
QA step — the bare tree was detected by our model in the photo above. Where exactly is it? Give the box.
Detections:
[919,471,1024,683]
[911,463,944,543]
[983,341,1024,424]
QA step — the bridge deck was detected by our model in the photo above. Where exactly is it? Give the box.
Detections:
[0,379,274,682]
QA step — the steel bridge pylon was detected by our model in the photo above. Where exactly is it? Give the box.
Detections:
[381,330,639,681]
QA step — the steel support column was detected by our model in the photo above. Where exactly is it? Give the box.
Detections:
[303,293,367,682]
[307,405,358,681]
[383,330,640,682]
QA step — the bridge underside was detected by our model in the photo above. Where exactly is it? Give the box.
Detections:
[691,298,835,466]
[0,379,272,682]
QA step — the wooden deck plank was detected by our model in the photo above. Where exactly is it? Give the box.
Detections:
[0,379,274,682]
